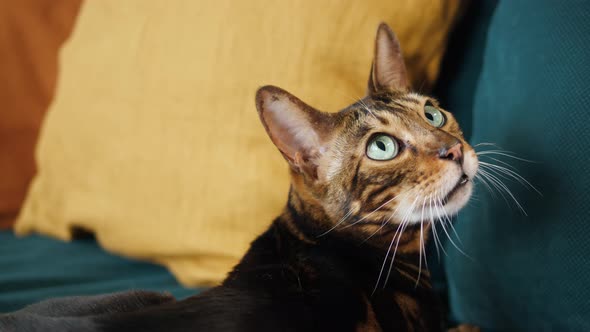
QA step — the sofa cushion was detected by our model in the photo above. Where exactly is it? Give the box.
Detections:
[0,231,196,312]
[0,0,81,229]
[443,1,590,330]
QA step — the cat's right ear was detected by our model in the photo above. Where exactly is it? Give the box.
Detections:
[255,86,333,179]
[367,23,409,94]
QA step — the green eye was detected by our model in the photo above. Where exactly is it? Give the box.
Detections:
[366,134,399,161]
[424,105,446,127]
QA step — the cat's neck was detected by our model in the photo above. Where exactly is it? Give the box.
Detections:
[275,186,433,292]
[286,178,431,256]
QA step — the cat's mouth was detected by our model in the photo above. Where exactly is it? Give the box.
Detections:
[441,174,469,205]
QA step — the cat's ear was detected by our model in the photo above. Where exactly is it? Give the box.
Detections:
[256,86,333,179]
[367,23,409,94]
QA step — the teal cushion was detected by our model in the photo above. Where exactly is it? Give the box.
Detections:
[433,1,498,139]
[443,1,590,330]
[0,231,198,312]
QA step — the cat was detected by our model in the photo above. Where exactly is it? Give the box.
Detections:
[0,23,480,332]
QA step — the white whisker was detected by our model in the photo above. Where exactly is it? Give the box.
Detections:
[431,191,451,252]
[433,195,472,260]
[476,150,537,163]
[319,186,415,237]
[360,188,415,243]
[479,168,528,215]
[474,142,502,148]
[341,187,417,231]
[416,215,428,288]
[479,155,519,171]
[381,192,421,290]
[443,216,463,246]
[372,205,411,295]
[478,169,512,207]
[358,98,378,120]
[372,190,421,294]
[425,196,441,261]
[479,162,542,196]
[474,173,497,200]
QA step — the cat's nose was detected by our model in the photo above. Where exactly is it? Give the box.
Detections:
[439,142,463,162]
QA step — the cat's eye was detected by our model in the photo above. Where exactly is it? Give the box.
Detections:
[366,134,399,161]
[424,105,446,128]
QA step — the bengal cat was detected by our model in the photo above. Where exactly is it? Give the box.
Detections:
[0,24,480,332]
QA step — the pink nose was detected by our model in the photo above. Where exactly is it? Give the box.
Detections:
[439,143,463,162]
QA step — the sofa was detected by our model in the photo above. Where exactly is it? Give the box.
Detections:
[2,2,590,331]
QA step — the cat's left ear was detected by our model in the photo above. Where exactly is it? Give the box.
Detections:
[256,86,333,180]
[367,23,409,94]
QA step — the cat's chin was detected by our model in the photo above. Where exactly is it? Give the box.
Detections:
[437,180,473,216]
[401,181,473,224]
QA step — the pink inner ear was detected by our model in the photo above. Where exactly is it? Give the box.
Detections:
[261,94,321,162]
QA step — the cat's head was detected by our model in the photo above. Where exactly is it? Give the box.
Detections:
[256,24,478,240]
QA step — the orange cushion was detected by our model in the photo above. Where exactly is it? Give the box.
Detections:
[0,0,81,228]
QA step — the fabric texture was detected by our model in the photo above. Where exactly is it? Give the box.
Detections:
[442,1,590,330]
[16,0,462,286]
[0,231,196,313]
[0,0,81,229]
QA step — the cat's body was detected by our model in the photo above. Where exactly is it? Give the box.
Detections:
[0,24,480,332]
[90,210,441,332]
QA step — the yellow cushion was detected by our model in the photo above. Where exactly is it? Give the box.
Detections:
[16,0,462,285]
